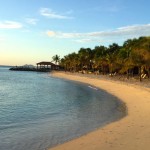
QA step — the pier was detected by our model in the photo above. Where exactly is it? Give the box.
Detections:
[10,62,60,72]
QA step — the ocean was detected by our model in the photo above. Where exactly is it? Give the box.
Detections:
[0,67,125,150]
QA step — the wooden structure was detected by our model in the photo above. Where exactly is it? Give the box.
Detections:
[9,62,60,72]
[36,61,59,71]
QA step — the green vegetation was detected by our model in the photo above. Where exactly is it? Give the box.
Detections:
[58,36,150,81]
[52,54,60,65]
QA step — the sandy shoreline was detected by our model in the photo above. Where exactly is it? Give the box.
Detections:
[49,71,150,150]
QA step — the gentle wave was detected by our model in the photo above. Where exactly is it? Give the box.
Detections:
[88,85,98,90]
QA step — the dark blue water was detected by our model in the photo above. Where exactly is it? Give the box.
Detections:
[0,67,125,150]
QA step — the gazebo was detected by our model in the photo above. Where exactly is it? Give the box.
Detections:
[36,61,56,71]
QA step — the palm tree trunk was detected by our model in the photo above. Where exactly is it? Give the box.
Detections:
[139,66,142,82]
[147,67,150,79]
[127,69,129,79]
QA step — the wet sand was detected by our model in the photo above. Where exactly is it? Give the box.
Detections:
[49,71,150,150]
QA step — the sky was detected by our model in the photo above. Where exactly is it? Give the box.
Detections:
[0,0,150,66]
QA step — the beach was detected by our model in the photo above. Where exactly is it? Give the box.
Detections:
[49,71,150,150]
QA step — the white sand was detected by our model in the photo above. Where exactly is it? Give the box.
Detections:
[49,72,150,150]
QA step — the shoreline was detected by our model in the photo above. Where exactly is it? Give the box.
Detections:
[49,71,150,150]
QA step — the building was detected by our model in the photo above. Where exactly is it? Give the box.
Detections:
[36,61,60,71]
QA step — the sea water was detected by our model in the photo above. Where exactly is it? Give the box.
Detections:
[0,67,125,150]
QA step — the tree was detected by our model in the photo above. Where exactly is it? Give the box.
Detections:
[78,48,93,72]
[118,39,133,79]
[52,55,60,65]
[129,37,150,81]
[93,46,108,74]
[59,36,150,82]
[106,43,121,74]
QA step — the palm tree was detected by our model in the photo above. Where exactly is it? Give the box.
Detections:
[78,48,92,72]
[93,46,107,74]
[59,36,150,81]
[118,39,133,79]
[106,43,120,74]
[129,37,150,81]
[52,55,60,65]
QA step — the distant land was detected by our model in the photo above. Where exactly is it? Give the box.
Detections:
[0,65,14,68]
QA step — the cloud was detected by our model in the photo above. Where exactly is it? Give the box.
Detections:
[25,18,38,25]
[47,31,57,37]
[74,38,100,43]
[46,30,82,38]
[40,8,73,19]
[0,21,23,29]
[46,24,150,43]
[118,24,150,32]
[87,24,150,37]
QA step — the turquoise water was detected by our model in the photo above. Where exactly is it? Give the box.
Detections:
[0,67,125,150]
